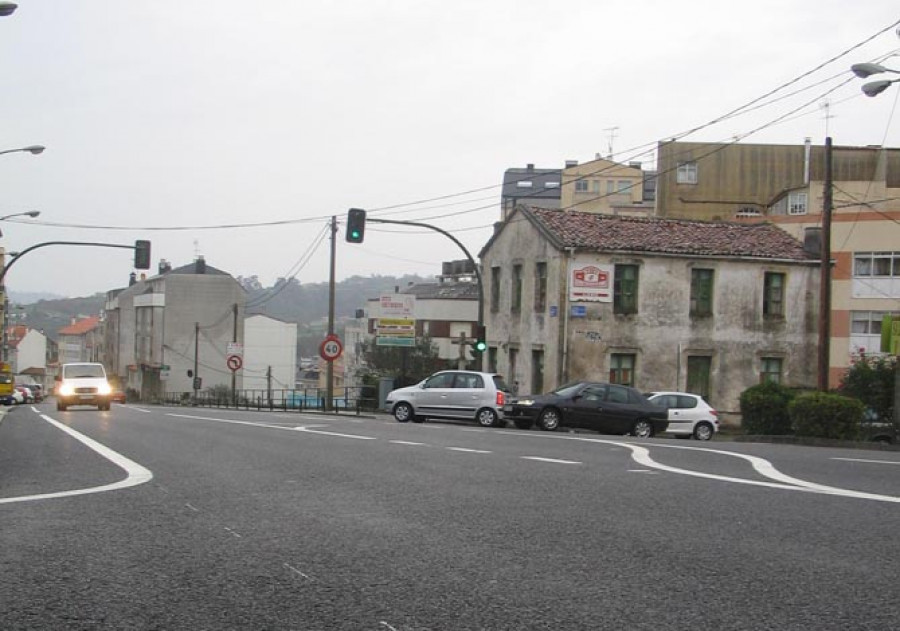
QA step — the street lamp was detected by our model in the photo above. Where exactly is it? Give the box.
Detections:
[0,2,17,17]
[0,145,45,157]
[851,54,900,426]
[851,62,900,97]
[0,211,40,362]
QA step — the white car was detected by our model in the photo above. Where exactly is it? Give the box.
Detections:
[647,392,719,440]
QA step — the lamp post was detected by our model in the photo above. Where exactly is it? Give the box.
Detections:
[851,57,900,427]
[0,145,45,157]
[0,211,41,363]
[851,62,900,97]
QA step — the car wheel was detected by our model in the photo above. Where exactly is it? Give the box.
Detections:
[514,418,534,430]
[57,402,67,412]
[476,408,499,427]
[693,422,714,441]
[393,402,413,423]
[537,408,561,431]
[631,419,654,438]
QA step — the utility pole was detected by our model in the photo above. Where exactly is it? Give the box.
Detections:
[818,137,833,391]
[231,303,238,407]
[326,216,337,411]
[193,321,200,405]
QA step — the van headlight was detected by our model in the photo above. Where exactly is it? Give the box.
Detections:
[59,384,74,396]
[98,383,112,395]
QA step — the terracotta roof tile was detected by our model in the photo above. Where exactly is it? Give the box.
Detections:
[527,207,816,261]
[58,315,100,336]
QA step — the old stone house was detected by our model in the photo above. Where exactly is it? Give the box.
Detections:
[479,206,821,417]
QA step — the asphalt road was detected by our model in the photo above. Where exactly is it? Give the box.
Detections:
[1,403,899,630]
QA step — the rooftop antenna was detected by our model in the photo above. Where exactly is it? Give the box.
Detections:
[193,239,201,258]
[603,126,619,160]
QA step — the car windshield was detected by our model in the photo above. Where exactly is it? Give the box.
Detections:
[551,382,588,397]
[63,365,105,379]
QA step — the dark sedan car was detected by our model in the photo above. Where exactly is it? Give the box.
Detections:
[504,381,668,437]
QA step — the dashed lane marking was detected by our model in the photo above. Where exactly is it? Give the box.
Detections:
[831,457,900,466]
[521,456,582,465]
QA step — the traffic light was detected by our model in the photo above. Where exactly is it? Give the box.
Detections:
[473,324,487,353]
[346,208,366,243]
[134,240,151,270]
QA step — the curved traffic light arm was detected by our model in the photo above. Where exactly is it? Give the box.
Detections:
[0,240,150,284]
[366,217,484,327]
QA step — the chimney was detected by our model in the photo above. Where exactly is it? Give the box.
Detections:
[526,163,534,171]
[159,259,172,274]
[195,256,206,274]
[565,160,578,168]
[804,227,822,257]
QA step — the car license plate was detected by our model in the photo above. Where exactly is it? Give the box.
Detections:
[79,394,93,400]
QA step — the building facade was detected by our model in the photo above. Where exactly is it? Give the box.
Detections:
[103,257,246,399]
[480,206,820,418]
[57,316,102,364]
[655,140,900,385]
[243,314,298,395]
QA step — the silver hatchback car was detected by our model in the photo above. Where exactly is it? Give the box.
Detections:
[385,370,511,427]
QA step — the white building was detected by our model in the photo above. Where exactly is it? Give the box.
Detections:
[242,314,298,395]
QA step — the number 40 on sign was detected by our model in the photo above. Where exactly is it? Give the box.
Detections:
[319,334,343,362]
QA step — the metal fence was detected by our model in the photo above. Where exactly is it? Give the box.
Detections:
[158,386,379,414]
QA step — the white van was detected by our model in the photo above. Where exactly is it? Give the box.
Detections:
[56,362,113,411]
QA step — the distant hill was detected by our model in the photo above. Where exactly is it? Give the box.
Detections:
[13,275,432,342]
[8,291,65,305]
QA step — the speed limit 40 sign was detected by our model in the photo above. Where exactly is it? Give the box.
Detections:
[319,334,343,362]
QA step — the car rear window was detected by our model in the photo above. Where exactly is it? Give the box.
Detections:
[454,373,484,389]
[492,375,510,393]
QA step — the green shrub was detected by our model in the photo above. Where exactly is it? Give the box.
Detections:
[838,351,896,422]
[790,391,864,440]
[739,381,795,435]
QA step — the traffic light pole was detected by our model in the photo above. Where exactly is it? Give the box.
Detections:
[0,240,150,284]
[367,218,484,328]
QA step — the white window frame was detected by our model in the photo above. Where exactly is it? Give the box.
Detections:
[574,180,588,193]
[788,191,808,215]
[676,162,698,184]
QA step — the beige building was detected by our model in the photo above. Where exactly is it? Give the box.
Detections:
[655,140,900,385]
[480,206,820,417]
[560,156,651,216]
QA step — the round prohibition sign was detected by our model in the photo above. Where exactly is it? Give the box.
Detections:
[319,336,343,362]
[226,354,243,372]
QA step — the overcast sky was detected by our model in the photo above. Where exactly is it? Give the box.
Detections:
[1,1,899,299]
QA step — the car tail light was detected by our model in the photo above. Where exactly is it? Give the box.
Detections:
[496,391,505,406]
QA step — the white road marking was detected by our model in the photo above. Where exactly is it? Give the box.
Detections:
[521,456,582,465]
[390,440,427,446]
[166,413,376,440]
[613,440,900,504]
[185,503,200,512]
[128,406,153,414]
[379,622,400,631]
[224,527,242,538]
[284,562,313,581]
[628,469,659,474]
[832,457,900,466]
[0,412,154,505]
[447,447,492,454]
[495,430,900,504]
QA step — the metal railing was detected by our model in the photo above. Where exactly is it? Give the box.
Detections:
[158,386,379,414]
